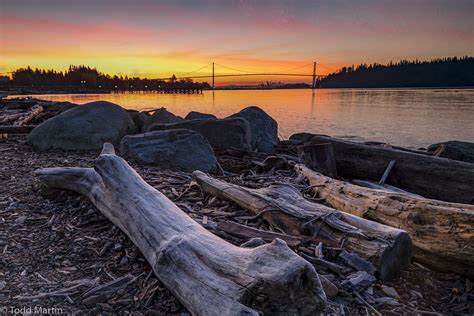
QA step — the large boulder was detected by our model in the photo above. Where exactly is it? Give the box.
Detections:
[29,101,135,151]
[148,118,252,151]
[428,140,474,163]
[142,107,183,132]
[127,110,149,133]
[185,111,217,120]
[120,129,217,172]
[228,106,278,153]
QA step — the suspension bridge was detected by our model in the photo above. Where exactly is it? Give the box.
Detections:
[153,61,335,89]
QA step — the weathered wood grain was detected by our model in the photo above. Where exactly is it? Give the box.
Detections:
[193,171,412,280]
[295,163,474,277]
[306,136,474,204]
[35,143,327,315]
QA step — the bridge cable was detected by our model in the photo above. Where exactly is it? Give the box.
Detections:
[216,62,315,75]
[179,63,212,77]
[214,63,254,74]
[273,62,314,74]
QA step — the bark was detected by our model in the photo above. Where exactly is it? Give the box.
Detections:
[35,143,326,315]
[305,136,474,204]
[193,171,412,281]
[295,164,474,277]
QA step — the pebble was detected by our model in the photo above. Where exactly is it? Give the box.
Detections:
[113,243,123,252]
[375,297,400,306]
[119,257,129,266]
[381,285,400,299]
[14,215,27,224]
[342,271,376,291]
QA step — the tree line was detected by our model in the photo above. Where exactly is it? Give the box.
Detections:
[317,56,474,88]
[3,65,210,90]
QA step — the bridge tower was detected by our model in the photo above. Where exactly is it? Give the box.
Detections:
[312,62,317,89]
[212,62,215,88]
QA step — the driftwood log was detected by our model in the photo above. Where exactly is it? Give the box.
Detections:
[297,143,337,178]
[14,104,43,126]
[0,125,37,134]
[35,143,326,315]
[304,136,474,204]
[193,171,412,280]
[295,164,474,277]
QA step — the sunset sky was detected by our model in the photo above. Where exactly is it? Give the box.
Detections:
[1,0,473,84]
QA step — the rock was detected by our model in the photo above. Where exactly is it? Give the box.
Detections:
[14,216,27,225]
[342,271,376,291]
[381,285,400,299]
[240,238,266,248]
[47,101,78,114]
[428,140,474,163]
[128,110,149,133]
[374,297,400,306]
[113,243,123,252]
[148,118,252,151]
[120,129,217,172]
[29,101,135,151]
[228,106,278,153]
[142,107,183,132]
[185,111,217,120]
[0,281,6,290]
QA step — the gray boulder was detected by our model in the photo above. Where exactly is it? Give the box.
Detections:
[148,118,252,151]
[185,111,217,120]
[47,101,78,114]
[29,101,135,151]
[120,129,217,172]
[128,110,149,133]
[427,140,474,163]
[228,106,278,153]
[142,107,183,132]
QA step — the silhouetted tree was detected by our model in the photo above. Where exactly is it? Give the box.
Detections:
[8,66,210,91]
[318,56,474,88]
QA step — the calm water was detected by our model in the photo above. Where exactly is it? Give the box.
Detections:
[21,88,474,149]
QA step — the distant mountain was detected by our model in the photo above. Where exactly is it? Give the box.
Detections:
[317,56,474,88]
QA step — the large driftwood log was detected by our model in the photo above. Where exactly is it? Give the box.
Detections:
[297,143,337,178]
[295,164,474,277]
[35,143,326,315]
[0,125,37,134]
[304,136,474,204]
[193,171,412,280]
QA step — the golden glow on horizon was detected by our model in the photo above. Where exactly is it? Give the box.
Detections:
[2,1,471,84]
[2,52,340,85]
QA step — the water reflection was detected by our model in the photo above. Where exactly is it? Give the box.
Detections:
[20,88,474,148]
